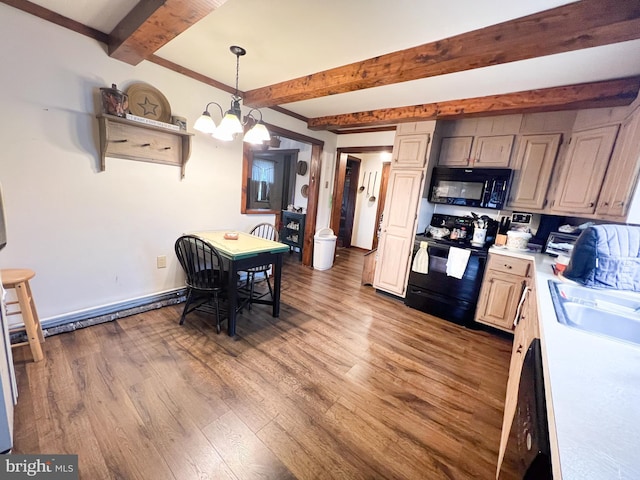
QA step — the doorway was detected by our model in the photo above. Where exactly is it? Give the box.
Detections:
[331,146,393,251]
[337,157,361,247]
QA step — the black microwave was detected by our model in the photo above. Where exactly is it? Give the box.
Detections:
[428,167,513,210]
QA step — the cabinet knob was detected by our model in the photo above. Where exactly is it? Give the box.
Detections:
[516,344,523,354]
[615,201,625,207]
[588,202,595,207]
[504,264,512,269]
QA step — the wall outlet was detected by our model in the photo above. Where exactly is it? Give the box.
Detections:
[156,255,167,269]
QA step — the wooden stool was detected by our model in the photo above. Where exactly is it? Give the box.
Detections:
[1,269,44,362]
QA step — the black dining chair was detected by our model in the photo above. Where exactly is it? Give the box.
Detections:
[241,223,279,309]
[174,235,228,333]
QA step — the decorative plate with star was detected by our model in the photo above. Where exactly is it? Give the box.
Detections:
[126,83,171,123]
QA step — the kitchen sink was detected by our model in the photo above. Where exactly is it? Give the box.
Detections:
[549,281,640,346]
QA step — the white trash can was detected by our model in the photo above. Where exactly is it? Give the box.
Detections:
[313,228,337,270]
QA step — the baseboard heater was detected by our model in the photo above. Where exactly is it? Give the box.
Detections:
[23,288,187,339]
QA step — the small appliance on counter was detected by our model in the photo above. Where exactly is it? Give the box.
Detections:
[544,231,580,257]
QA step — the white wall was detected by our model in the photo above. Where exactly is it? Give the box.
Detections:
[0,5,337,321]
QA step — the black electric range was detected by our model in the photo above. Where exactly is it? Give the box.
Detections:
[406,214,497,326]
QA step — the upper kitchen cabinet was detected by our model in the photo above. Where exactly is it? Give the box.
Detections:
[437,137,473,166]
[471,135,514,167]
[596,106,640,219]
[549,125,619,215]
[507,134,562,211]
[438,135,514,167]
[436,116,521,168]
[392,128,431,168]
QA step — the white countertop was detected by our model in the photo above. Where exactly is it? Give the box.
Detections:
[490,247,640,480]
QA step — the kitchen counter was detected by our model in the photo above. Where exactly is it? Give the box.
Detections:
[490,247,640,480]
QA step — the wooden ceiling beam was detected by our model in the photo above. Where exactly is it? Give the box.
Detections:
[307,77,640,130]
[243,0,640,108]
[108,0,228,65]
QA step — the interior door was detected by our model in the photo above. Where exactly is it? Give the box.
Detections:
[337,158,360,247]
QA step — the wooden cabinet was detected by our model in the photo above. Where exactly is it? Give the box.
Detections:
[392,133,430,168]
[97,114,193,178]
[496,284,539,478]
[596,108,640,219]
[438,136,473,166]
[437,135,513,167]
[475,253,533,333]
[471,135,514,167]
[375,123,432,297]
[508,134,562,211]
[550,125,619,215]
[280,211,306,260]
[374,168,425,296]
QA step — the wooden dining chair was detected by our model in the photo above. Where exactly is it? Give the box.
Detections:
[241,223,279,309]
[174,235,228,333]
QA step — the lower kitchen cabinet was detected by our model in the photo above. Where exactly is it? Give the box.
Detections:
[475,253,533,332]
[496,283,540,478]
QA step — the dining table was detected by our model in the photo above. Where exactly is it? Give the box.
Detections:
[191,230,290,337]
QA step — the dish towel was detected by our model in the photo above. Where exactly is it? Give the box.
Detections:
[446,247,471,279]
[411,241,429,274]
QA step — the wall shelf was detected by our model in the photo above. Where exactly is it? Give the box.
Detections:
[97,114,194,178]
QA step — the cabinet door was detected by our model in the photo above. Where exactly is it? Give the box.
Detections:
[597,110,640,218]
[496,286,538,478]
[508,134,561,210]
[374,169,425,296]
[472,135,514,167]
[392,134,430,168]
[475,270,525,331]
[551,125,619,214]
[437,136,473,166]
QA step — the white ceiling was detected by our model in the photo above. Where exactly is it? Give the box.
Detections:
[24,0,640,120]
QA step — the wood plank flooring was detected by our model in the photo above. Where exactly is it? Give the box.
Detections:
[11,248,513,479]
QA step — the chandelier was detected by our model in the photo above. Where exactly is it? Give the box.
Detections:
[194,46,271,144]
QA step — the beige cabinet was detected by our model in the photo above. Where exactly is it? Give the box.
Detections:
[375,124,432,296]
[596,108,640,219]
[475,254,533,333]
[472,135,514,167]
[508,134,562,211]
[374,168,425,296]
[438,136,473,166]
[438,135,513,167]
[496,284,539,479]
[550,125,619,215]
[392,133,430,169]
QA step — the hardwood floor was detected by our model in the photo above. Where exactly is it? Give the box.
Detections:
[11,248,513,479]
